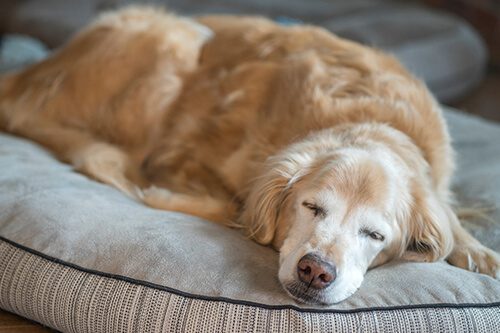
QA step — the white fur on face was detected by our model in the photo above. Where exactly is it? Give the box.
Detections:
[278,149,410,304]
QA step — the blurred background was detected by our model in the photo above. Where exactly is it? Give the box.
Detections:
[1,0,499,121]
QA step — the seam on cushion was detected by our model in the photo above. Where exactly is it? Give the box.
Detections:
[0,235,499,314]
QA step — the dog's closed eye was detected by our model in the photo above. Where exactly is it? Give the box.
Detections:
[360,227,385,241]
[302,201,326,218]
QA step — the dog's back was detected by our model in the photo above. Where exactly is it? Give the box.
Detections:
[0,8,452,201]
[0,8,452,200]
[0,7,208,157]
[145,15,454,200]
[0,7,211,198]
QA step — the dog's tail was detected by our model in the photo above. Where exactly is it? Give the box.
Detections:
[456,203,497,228]
[0,74,10,131]
[0,69,38,132]
[0,72,17,131]
[457,205,495,221]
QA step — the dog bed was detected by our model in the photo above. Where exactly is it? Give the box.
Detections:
[0,109,499,332]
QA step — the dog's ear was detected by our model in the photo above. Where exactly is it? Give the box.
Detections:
[240,154,307,247]
[402,185,454,262]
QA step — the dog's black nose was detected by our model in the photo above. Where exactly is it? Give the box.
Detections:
[297,253,336,289]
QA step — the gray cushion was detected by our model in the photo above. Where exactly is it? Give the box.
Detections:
[0,0,487,102]
[0,34,48,74]
[0,109,499,332]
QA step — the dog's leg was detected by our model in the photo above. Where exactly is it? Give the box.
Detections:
[69,141,142,200]
[142,186,238,226]
[447,221,500,279]
[9,120,142,200]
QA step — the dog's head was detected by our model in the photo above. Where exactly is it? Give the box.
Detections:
[242,123,455,304]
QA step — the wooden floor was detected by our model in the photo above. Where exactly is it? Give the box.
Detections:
[1,69,499,333]
[0,310,54,333]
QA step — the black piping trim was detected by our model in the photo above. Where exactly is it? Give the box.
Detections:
[1,234,499,314]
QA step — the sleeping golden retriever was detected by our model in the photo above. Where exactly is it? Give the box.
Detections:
[0,7,499,305]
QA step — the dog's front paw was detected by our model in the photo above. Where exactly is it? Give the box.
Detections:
[142,186,174,210]
[447,245,500,279]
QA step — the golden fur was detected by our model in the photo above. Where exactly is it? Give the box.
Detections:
[0,7,498,304]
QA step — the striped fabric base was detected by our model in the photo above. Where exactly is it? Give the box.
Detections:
[1,238,499,333]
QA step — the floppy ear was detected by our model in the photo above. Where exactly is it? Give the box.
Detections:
[402,186,454,262]
[240,154,307,246]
